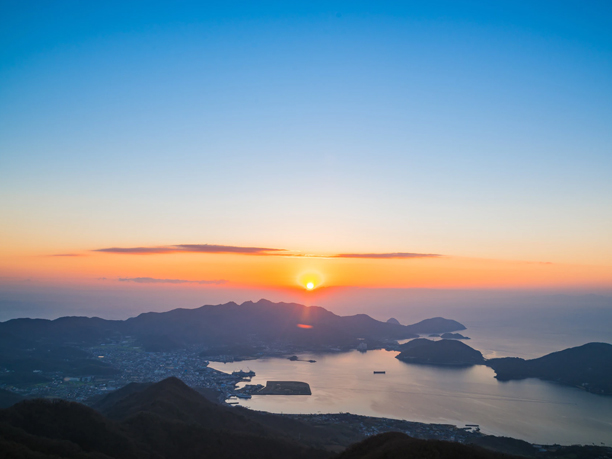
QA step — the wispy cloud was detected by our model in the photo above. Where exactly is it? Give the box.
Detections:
[332,252,442,259]
[95,244,287,255]
[118,277,227,285]
[51,253,86,257]
[91,244,443,260]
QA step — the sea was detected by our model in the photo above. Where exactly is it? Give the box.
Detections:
[209,304,612,447]
[2,286,611,445]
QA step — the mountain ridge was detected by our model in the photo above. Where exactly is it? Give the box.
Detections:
[0,299,466,353]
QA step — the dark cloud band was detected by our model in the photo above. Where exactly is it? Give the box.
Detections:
[95,244,286,255]
[91,245,441,260]
[118,277,227,285]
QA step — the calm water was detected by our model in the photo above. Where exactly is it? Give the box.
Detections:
[209,349,612,446]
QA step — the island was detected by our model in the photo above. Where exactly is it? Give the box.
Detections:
[395,340,612,395]
[396,339,485,366]
[440,333,470,340]
[287,355,316,362]
[486,342,612,396]
[257,381,312,395]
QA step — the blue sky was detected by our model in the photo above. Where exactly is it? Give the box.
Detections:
[1,1,611,267]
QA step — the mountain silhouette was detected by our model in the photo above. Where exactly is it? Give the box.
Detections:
[487,342,612,395]
[0,377,330,459]
[0,300,466,353]
[336,431,516,459]
[396,339,485,365]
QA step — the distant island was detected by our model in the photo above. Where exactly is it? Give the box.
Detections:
[440,332,470,340]
[396,339,612,396]
[486,342,612,396]
[396,339,485,366]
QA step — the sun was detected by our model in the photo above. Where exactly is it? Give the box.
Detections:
[297,271,324,290]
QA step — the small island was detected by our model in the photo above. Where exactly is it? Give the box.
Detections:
[440,332,470,340]
[257,381,312,395]
[396,339,485,366]
[287,355,316,362]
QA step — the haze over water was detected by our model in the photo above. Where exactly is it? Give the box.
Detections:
[208,296,612,446]
[211,348,612,446]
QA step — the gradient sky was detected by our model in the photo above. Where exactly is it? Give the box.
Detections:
[1,1,611,295]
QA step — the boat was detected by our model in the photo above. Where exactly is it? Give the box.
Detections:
[373,371,386,374]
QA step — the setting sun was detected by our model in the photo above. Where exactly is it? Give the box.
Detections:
[306,282,314,290]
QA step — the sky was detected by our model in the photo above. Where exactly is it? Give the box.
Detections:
[1,1,611,315]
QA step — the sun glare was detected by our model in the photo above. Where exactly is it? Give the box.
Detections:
[297,270,324,290]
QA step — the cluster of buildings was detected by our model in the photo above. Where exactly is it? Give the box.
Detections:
[288,412,482,444]
[3,339,255,403]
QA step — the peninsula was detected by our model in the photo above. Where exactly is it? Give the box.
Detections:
[486,342,612,396]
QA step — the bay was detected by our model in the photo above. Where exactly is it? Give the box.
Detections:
[209,349,612,446]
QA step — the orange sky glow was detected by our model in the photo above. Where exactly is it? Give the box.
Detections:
[2,248,611,291]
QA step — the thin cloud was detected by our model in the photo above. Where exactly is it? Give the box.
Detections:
[93,244,442,260]
[96,247,175,254]
[51,253,86,257]
[332,252,442,259]
[118,277,227,285]
[95,244,287,255]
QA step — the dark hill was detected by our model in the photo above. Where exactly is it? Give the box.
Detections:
[0,300,465,354]
[486,342,612,395]
[0,316,121,346]
[94,377,348,450]
[441,332,469,340]
[98,377,271,437]
[0,398,150,459]
[397,338,433,351]
[404,317,466,334]
[0,388,23,409]
[336,431,517,459]
[0,378,329,459]
[386,318,400,325]
[90,381,153,413]
[127,299,422,350]
[396,339,485,366]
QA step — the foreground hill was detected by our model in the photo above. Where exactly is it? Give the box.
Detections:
[486,342,612,395]
[396,339,485,366]
[0,299,465,354]
[0,389,23,409]
[336,432,515,459]
[0,377,329,459]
